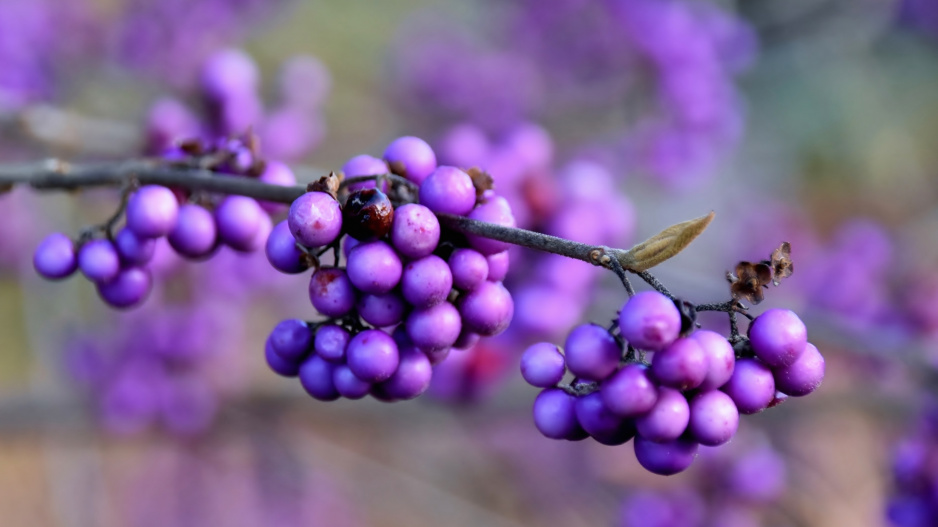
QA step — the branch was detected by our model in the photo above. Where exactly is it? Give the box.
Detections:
[0,159,711,275]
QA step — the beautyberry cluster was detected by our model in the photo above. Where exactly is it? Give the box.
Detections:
[32,136,295,308]
[264,136,516,402]
[522,291,824,476]
[887,401,938,527]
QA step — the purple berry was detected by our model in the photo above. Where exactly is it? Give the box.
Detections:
[342,154,389,192]
[651,337,707,390]
[333,364,371,399]
[390,203,440,259]
[299,355,340,401]
[346,241,403,294]
[342,188,394,241]
[520,342,566,388]
[486,251,509,282]
[401,255,453,308]
[466,196,516,255]
[126,185,179,239]
[96,267,152,308]
[406,301,462,352]
[265,220,308,274]
[356,291,407,327]
[721,357,775,414]
[269,319,312,362]
[33,233,77,279]
[114,228,156,266]
[377,345,433,400]
[383,136,437,184]
[257,161,296,212]
[457,281,513,336]
[574,391,636,446]
[449,248,489,291]
[78,239,121,283]
[748,309,807,368]
[687,390,739,446]
[346,329,400,383]
[308,268,355,317]
[168,204,218,259]
[601,364,659,418]
[635,387,690,442]
[200,49,259,101]
[453,329,480,351]
[215,196,264,252]
[618,291,681,351]
[532,388,587,440]
[419,166,476,215]
[265,338,299,377]
[772,342,824,396]
[288,191,343,247]
[690,330,735,391]
[314,324,350,363]
[634,436,699,476]
[564,324,621,382]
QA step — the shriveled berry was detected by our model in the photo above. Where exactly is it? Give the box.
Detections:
[342,188,394,241]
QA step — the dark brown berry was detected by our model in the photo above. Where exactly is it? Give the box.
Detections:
[343,188,394,241]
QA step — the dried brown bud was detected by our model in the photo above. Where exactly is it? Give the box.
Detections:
[466,167,495,202]
[770,242,793,286]
[178,138,204,155]
[308,171,341,200]
[728,261,773,304]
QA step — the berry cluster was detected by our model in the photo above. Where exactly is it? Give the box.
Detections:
[887,402,938,526]
[31,136,295,308]
[522,291,824,476]
[264,136,516,402]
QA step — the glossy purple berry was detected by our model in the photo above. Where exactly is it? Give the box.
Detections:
[390,203,440,260]
[690,330,735,391]
[419,166,476,215]
[651,337,707,390]
[342,154,389,192]
[406,301,461,352]
[486,251,509,282]
[601,364,659,418]
[721,358,775,414]
[215,196,265,252]
[308,268,355,317]
[346,329,400,383]
[748,309,807,368]
[33,233,77,279]
[401,255,453,308]
[288,191,343,247]
[574,391,636,446]
[299,355,340,401]
[78,239,121,283]
[773,342,824,396]
[533,388,587,440]
[356,291,406,327]
[635,387,690,442]
[377,346,433,400]
[520,342,566,388]
[564,324,621,382]
[346,241,403,294]
[449,248,489,291]
[114,228,156,266]
[314,324,350,363]
[265,338,299,377]
[269,319,312,362]
[96,267,152,308]
[126,185,179,239]
[265,220,308,274]
[466,196,516,255]
[634,436,699,476]
[618,291,681,351]
[687,390,739,446]
[383,136,437,184]
[169,203,218,259]
[342,188,394,241]
[333,364,371,399]
[457,281,513,336]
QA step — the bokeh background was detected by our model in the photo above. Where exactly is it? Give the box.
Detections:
[1,0,937,525]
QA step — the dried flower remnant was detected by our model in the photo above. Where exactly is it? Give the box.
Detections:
[770,242,793,286]
[728,261,772,304]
